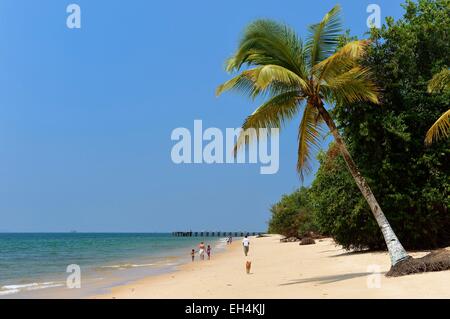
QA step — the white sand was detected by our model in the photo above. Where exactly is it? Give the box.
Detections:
[94,235,450,299]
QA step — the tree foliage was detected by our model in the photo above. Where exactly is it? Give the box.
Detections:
[309,144,383,249]
[216,5,380,179]
[268,0,450,250]
[317,0,450,250]
[268,187,317,238]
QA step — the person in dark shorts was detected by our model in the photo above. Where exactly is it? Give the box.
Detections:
[206,245,211,260]
[242,236,250,256]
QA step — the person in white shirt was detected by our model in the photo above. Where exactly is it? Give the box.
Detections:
[242,235,250,256]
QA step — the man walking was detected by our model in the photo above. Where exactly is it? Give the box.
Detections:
[242,235,250,256]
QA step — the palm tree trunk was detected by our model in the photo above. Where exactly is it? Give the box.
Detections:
[316,102,410,266]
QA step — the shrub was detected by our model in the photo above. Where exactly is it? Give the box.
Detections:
[268,187,318,238]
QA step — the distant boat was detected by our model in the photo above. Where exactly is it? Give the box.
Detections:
[70,230,77,233]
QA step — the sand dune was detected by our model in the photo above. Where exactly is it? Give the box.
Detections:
[94,235,450,299]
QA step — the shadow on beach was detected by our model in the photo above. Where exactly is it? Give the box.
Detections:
[327,250,374,258]
[279,271,385,286]
[317,248,377,258]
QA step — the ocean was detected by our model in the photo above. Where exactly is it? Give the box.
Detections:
[0,233,228,298]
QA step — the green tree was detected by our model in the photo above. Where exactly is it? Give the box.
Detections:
[331,0,450,251]
[268,187,316,238]
[310,144,384,250]
[217,5,411,267]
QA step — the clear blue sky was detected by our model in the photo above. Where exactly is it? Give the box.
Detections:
[0,0,405,232]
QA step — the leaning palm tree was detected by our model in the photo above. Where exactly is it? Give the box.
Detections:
[425,68,450,145]
[216,5,412,269]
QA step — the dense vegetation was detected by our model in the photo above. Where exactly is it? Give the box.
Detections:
[268,0,450,250]
[267,187,317,238]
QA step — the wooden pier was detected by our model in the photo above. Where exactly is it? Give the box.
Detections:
[171,231,262,237]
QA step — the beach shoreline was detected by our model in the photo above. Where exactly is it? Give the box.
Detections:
[93,235,450,299]
[0,233,229,298]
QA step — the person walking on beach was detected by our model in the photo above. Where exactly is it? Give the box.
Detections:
[206,245,211,260]
[242,236,250,256]
[191,249,195,262]
[199,242,206,260]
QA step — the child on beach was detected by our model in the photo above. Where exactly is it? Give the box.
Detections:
[206,245,211,260]
[191,249,195,262]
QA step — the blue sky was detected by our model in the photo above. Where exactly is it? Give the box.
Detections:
[0,0,406,232]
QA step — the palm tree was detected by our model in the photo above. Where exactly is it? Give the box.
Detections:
[216,5,411,267]
[425,68,450,145]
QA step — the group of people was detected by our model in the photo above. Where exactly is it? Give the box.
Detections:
[190,235,251,262]
[227,235,250,257]
[191,242,211,261]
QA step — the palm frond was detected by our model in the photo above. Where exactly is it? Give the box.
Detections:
[425,109,450,145]
[306,5,342,67]
[297,102,325,179]
[216,65,309,98]
[254,65,310,92]
[313,40,369,82]
[428,68,450,93]
[225,19,308,80]
[321,66,380,104]
[216,69,262,98]
[234,91,304,154]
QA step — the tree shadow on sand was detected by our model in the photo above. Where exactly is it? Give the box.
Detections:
[318,249,342,254]
[327,250,375,258]
[279,271,385,286]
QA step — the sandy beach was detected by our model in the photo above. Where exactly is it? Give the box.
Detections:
[94,235,450,299]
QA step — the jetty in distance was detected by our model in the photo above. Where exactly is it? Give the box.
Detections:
[172,231,263,237]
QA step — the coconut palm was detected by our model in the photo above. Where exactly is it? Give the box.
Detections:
[216,5,411,267]
[425,68,450,145]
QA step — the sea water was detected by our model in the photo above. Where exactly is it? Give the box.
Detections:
[0,233,227,298]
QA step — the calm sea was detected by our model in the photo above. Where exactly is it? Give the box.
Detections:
[0,233,227,298]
